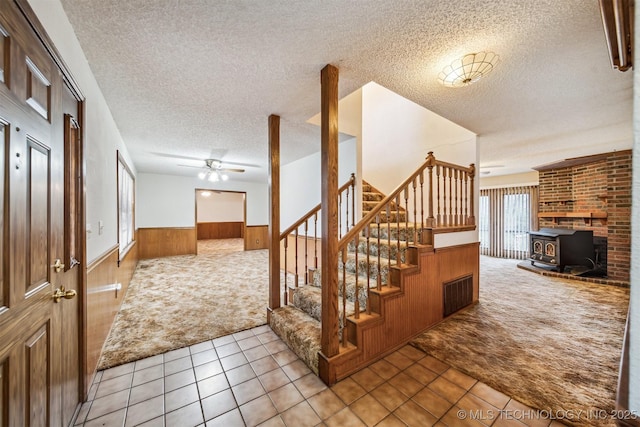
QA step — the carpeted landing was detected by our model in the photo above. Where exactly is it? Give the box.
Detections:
[97,239,268,370]
[410,255,630,427]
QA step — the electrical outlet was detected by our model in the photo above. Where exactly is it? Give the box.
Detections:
[256,239,259,244]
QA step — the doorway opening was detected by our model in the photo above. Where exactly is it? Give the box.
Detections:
[195,189,246,255]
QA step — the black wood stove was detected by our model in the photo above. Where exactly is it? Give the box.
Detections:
[529,228,595,273]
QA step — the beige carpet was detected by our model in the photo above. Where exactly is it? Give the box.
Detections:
[411,255,630,427]
[97,239,268,370]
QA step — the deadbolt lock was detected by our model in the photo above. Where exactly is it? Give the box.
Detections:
[52,259,65,273]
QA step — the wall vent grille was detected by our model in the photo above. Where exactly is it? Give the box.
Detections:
[443,275,473,317]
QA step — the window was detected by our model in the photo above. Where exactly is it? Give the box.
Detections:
[117,152,135,259]
[479,186,538,259]
[503,193,530,252]
[478,195,489,249]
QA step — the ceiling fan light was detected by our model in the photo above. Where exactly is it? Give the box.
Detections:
[221,174,229,181]
[208,172,219,182]
[198,171,206,180]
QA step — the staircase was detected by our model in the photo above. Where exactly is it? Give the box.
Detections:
[270,181,425,375]
[269,152,479,384]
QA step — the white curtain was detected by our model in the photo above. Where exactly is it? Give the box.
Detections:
[479,186,538,259]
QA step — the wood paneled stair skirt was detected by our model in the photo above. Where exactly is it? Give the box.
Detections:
[269,153,479,385]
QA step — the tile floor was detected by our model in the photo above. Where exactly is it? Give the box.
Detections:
[75,325,565,427]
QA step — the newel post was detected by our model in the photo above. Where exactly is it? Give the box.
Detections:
[319,64,340,379]
[468,163,476,225]
[267,114,281,321]
[425,151,436,227]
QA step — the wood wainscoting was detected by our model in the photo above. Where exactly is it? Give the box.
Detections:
[197,221,244,239]
[245,225,269,250]
[85,240,138,392]
[138,227,197,259]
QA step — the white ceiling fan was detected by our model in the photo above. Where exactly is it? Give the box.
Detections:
[188,158,245,182]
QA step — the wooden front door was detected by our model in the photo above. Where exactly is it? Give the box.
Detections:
[0,1,83,426]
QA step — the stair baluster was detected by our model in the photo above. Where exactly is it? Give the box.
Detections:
[436,164,441,227]
[365,224,371,315]
[283,238,289,305]
[412,177,418,243]
[341,246,347,347]
[294,229,299,287]
[396,194,401,266]
[376,213,382,291]
[304,220,309,284]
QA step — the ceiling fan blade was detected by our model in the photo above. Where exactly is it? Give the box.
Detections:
[218,160,260,168]
[177,164,203,169]
[151,152,204,162]
[219,167,245,173]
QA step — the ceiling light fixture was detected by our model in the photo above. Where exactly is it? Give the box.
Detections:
[198,169,228,182]
[438,51,499,88]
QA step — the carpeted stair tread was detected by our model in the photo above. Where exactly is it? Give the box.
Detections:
[311,269,381,307]
[348,236,410,260]
[367,222,421,241]
[362,191,384,202]
[269,306,320,375]
[292,285,357,330]
[362,209,407,223]
[342,251,399,278]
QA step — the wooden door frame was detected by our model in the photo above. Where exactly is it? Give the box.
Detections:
[194,188,247,253]
[14,0,88,399]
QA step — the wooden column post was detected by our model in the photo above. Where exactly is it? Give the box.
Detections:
[268,114,281,321]
[468,163,476,225]
[320,64,339,361]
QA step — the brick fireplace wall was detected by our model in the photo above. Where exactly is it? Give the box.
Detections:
[538,150,631,282]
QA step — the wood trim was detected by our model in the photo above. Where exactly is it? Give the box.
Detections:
[85,248,119,395]
[196,221,243,239]
[87,244,119,273]
[137,227,196,259]
[268,115,281,314]
[533,151,631,171]
[320,64,340,365]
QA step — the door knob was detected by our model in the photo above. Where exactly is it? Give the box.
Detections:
[52,259,65,273]
[53,286,77,303]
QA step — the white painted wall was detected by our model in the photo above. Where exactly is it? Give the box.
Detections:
[628,3,640,413]
[280,137,357,231]
[196,191,244,223]
[360,82,478,248]
[28,0,136,263]
[137,173,267,228]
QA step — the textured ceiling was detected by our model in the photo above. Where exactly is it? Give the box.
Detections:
[59,0,633,182]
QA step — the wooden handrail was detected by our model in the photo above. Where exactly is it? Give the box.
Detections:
[339,152,475,249]
[279,174,355,240]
